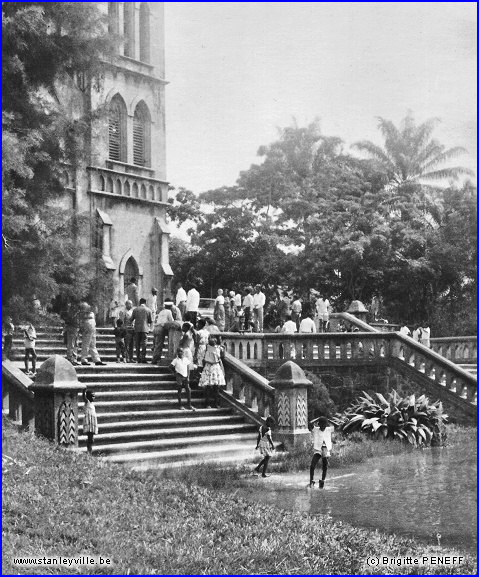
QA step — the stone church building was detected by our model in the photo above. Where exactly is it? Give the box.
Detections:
[61,2,173,310]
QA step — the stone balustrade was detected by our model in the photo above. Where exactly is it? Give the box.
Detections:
[430,336,477,364]
[391,335,477,409]
[219,331,476,416]
[88,165,167,204]
[2,360,35,429]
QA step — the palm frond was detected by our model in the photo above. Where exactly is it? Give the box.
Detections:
[420,147,470,172]
[421,166,475,181]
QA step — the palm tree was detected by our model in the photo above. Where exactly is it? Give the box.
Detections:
[353,113,474,187]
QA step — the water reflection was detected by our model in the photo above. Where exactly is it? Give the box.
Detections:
[237,446,476,551]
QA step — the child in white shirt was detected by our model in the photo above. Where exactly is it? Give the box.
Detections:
[23,322,37,375]
[170,348,195,411]
[309,416,334,488]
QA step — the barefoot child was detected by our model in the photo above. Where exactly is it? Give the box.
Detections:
[309,416,333,488]
[253,416,276,478]
[113,318,127,363]
[83,389,98,455]
[170,348,195,411]
[23,322,37,375]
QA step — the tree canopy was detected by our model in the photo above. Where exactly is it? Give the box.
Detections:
[168,117,476,334]
[2,2,113,320]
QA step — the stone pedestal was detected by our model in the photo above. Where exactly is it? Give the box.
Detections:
[269,361,312,449]
[30,355,86,447]
[346,300,369,323]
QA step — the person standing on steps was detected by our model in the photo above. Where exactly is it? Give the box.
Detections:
[125,277,139,307]
[151,301,174,365]
[113,319,127,363]
[253,416,276,478]
[80,302,106,366]
[62,301,80,366]
[119,300,134,363]
[213,289,226,331]
[83,389,98,454]
[252,284,266,333]
[175,282,187,320]
[198,335,226,408]
[170,348,195,411]
[242,286,254,333]
[291,295,302,332]
[23,322,37,376]
[146,287,158,317]
[131,298,152,363]
[2,316,15,360]
[185,281,200,328]
[309,416,334,488]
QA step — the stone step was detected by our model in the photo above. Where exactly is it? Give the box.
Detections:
[76,381,177,392]
[80,397,211,412]
[78,422,256,447]
[80,389,205,401]
[97,442,258,467]
[77,413,245,431]
[81,432,257,457]
[77,407,234,424]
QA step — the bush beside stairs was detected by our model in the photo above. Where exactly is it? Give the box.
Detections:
[12,327,258,469]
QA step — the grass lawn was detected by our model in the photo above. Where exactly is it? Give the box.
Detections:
[2,418,476,575]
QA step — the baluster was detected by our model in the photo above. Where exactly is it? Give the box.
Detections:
[463,346,470,361]
[257,393,265,417]
[419,360,426,373]
[340,341,347,360]
[324,342,330,360]
[379,343,386,358]
[247,342,251,360]
[239,342,243,360]
[449,378,457,393]
[251,394,258,412]
[428,365,436,381]
[439,371,447,386]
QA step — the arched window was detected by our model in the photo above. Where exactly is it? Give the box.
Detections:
[123,3,135,58]
[108,2,119,37]
[133,101,151,167]
[139,3,150,63]
[124,257,139,293]
[108,94,127,162]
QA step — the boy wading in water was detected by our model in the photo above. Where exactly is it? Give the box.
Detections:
[309,416,333,488]
[253,416,276,478]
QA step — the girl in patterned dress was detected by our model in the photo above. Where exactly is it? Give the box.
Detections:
[83,389,98,455]
[253,416,276,477]
[198,335,225,408]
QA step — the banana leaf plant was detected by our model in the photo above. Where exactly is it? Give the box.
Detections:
[332,390,448,446]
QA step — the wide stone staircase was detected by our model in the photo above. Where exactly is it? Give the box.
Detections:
[11,327,258,469]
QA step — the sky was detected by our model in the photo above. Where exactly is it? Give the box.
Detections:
[164,2,477,194]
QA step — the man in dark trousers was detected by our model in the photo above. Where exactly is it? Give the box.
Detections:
[131,298,152,363]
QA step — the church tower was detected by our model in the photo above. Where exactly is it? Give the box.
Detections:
[64,2,173,311]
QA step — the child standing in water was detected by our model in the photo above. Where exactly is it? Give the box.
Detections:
[253,416,276,478]
[309,416,333,488]
[198,335,225,408]
[83,389,98,455]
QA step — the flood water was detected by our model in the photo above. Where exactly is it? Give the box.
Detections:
[238,444,477,552]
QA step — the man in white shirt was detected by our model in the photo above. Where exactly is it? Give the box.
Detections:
[252,284,266,333]
[299,313,316,333]
[146,287,158,317]
[315,295,330,333]
[185,283,200,328]
[151,301,174,364]
[242,287,254,332]
[176,282,187,319]
[281,316,297,334]
[400,325,411,337]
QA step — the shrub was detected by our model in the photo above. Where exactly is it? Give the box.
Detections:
[304,370,336,420]
[333,390,447,447]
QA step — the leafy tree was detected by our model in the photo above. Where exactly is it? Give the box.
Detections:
[2,3,113,320]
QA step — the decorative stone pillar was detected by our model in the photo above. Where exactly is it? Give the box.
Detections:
[269,361,312,449]
[346,300,369,322]
[30,355,86,447]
